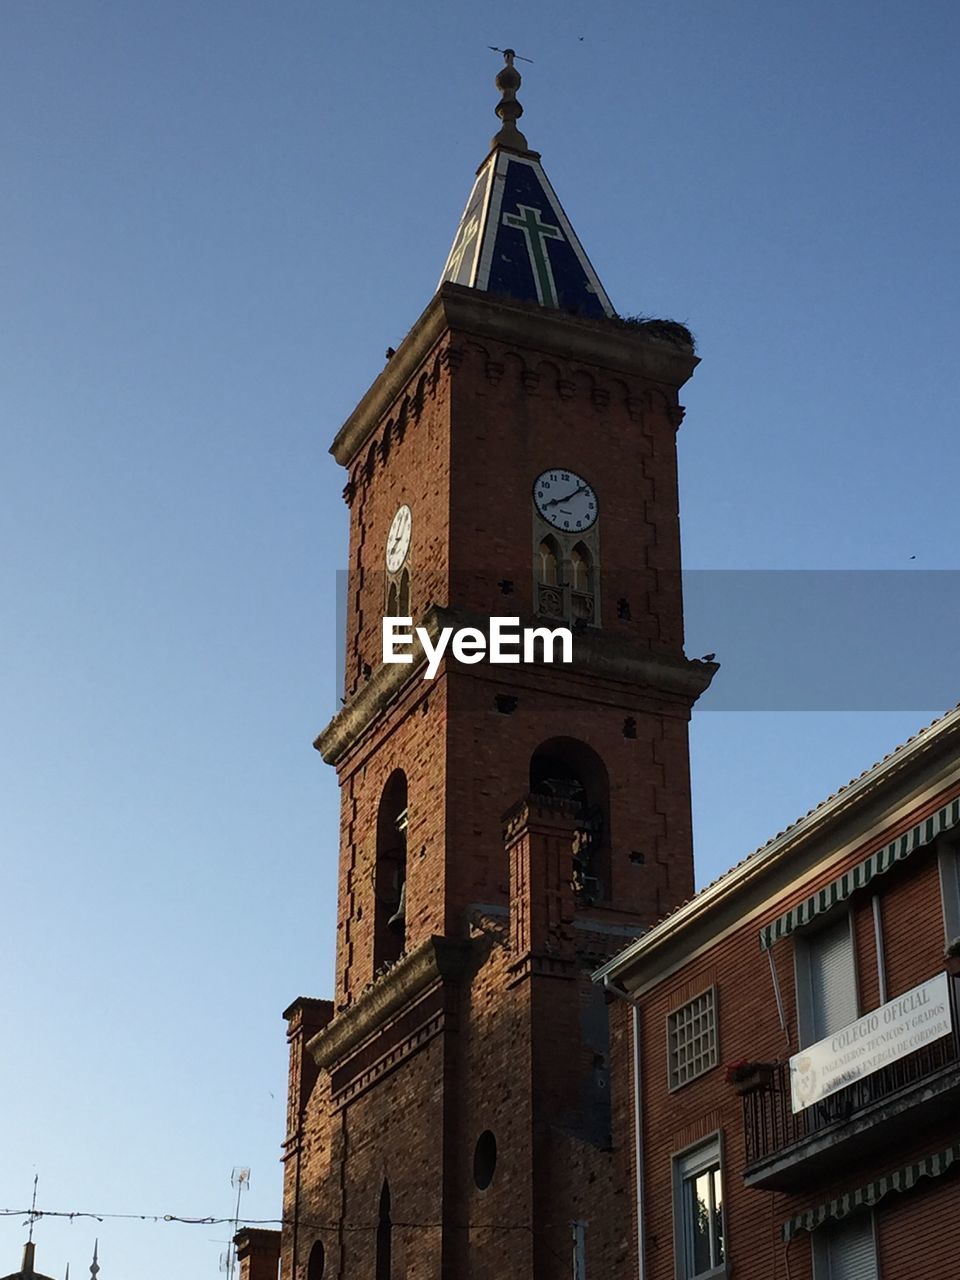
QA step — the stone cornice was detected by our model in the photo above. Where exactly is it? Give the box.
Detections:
[313,606,438,764]
[315,605,717,766]
[330,284,699,467]
[306,934,473,1072]
[233,1228,281,1254]
[502,792,583,843]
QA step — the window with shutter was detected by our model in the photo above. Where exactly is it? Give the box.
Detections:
[939,843,960,943]
[812,1213,878,1280]
[796,912,858,1047]
[673,1137,725,1279]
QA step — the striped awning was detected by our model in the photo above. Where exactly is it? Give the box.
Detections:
[759,797,960,951]
[783,1142,960,1240]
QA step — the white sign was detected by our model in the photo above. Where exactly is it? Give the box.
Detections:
[790,972,953,1113]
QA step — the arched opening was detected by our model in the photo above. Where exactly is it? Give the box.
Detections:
[375,771,408,968]
[386,580,398,616]
[570,542,592,592]
[570,542,595,622]
[376,1181,392,1280]
[530,738,610,901]
[397,567,410,616]
[537,537,559,586]
[307,1240,325,1280]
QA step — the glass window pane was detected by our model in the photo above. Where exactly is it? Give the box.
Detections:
[687,1172,713,1274]
[711,1167,724,1264]
[667,988,718,1089]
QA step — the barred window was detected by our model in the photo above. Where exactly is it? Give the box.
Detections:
[668,987,718,1089]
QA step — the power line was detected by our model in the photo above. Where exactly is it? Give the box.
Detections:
[0,1207,543,1234]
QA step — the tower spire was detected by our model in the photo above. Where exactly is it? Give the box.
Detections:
[491,48,530,153]
[438,49,614,316]
[88,1241,98,1280]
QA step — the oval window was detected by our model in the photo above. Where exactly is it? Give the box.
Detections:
[473,1130,497,1190]
[307,1240,325,1280]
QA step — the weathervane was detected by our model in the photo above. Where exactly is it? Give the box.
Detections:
[487,46,534,64]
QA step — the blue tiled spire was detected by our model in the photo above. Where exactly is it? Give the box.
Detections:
[439,51,614,320]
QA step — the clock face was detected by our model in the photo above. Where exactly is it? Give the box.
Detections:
[533,469,598,533]
[385,504,412,573]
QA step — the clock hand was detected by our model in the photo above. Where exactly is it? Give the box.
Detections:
[544,484,588,509]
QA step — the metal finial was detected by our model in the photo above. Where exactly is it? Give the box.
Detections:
[89,1240,99,1280]
[489,47,531,152]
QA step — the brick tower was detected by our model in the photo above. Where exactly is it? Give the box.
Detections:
[271,53,715,1280]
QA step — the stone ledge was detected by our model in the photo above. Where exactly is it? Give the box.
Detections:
[281,994,334,1024]
[307,934,473,1071]
[233,1227,281,1255]
[330,283,699,466]
[315,603,718,766]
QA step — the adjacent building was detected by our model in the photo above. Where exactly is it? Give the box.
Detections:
[596,704,960,1280]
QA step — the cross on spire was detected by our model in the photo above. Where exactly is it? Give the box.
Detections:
[502,205,563,306]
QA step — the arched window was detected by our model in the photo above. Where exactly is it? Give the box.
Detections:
[537,538,559,586]
[530,738,610,901]
[386,581,399,616]
[533,531,599,623]
[307,1240,325,1280]
[375,772,408,969]
[376,1181,392,1280]
[570,542,595,622]
[570,543,592,592]
[397,567,410,616]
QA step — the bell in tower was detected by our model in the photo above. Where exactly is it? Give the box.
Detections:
[273,49,716,1280]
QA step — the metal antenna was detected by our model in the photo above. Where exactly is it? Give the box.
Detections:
[27,1175,39,1242]
[224,1168,251,1280]
[488,45,534,63]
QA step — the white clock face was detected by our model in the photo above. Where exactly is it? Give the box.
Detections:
[385,504,412,573]
[533,469,598,533]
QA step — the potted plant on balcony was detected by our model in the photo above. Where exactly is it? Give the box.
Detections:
[725,1059,777,1095]
[945,937,960,977]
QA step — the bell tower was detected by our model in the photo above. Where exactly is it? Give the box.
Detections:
[279,52,715,1280]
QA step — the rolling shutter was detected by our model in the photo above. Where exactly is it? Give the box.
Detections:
[807,914,858,1043]
[822,1215,878,1280]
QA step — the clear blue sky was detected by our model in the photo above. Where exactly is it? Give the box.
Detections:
[2,1,958,1275]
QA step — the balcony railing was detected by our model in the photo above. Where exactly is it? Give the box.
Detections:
[743,975,960,1178]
